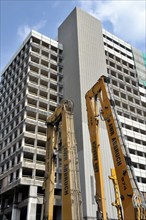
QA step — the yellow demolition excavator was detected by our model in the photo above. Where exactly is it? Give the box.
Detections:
[43,75,146,220]
[43,100,83,220]
[85,75,146,220]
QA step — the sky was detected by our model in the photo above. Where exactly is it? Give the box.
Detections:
[0,0,146,72]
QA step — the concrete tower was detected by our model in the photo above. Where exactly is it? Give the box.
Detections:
[58,7,146,219]
[0,31,63,220]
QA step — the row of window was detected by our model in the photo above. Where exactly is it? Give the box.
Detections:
[27,96,56,112]
[111,79,139,96]
[103,34,132,53]
[117,110,146,125]
[129,149,146,159]
[110,72,137,88]
[0,125,23,149]
[31,36,63,54]
[1,91,25,116]
[0,154,21,173]
[121,123,146,135]
[27,98,60,113]
[0,99,25,123]
[104,43,133,60]
[29,62,63,75]
[30,54,58,70]
[24,137,46,149]
[126,136,146,146]
[28,86,58,101]
[137,177,146,184]
[29,71,62,84]
[31,46,62,63]
[113,89,140,105]
[1,112,24,137]
[25,123,46,136]
[105,51,134,69]
[1,56,28,88]
[109,66,136,80]
[23,151,45,164]
[0,138,21,154]
[28,83,62,99]
[1,69,27,94]
[22,167,45,180]
[115,98,146,117]
[26,110,47,122]
[5,169,20,184]
[112,89,145,114]
[1,80,26,104]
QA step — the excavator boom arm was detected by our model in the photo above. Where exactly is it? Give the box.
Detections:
[86,76,137,219]
[44,100,83,220]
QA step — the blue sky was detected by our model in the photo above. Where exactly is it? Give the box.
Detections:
[1,0,146,72]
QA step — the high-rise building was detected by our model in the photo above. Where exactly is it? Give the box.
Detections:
[0,31,63,220]
[58,7,146,220]
[0,7,146,220]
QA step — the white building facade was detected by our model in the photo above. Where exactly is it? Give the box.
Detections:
[0,31,63,220]
[0,7,146,220]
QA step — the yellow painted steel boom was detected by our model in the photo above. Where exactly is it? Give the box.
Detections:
[43,100,83,220]
[109,168,123,220]
[85,75,146,220]
[85,83,108,219]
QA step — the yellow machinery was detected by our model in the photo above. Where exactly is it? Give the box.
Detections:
[43,100,83,220]
[85,75,146,220]
[109,168,123,220]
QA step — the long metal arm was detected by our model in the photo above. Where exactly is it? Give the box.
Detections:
[43,100,83,220]
[109,168,123,220]
[85,92,108,220]
[43,125,57,219]
[85,75,146,220]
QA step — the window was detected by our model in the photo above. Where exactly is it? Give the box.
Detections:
[121,93,126,99]
[111,70,116,77]
[112,80,118,87]
[16,170,19,179]
[110,62,115,68]
[42,41,49,49]
[40,80,48,88]
[32,37,40,44]
[118,74,123,80]
[10,173,13,183]
[41,59,48,67]
[119,83,125,90]
[31,55,39,64]
[22,167,32,178]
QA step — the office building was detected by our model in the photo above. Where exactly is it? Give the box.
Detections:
[0,31,63,220]
[58,7,146,219]
[0,7,146,220]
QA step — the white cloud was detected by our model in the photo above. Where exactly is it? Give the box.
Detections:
[78,0,145,47]
[51,1,61,8]
[17,20,47,41]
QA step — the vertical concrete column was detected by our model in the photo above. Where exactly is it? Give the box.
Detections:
[18,192,22,203]
[11,204,20,220]
[40,204,44,220]
[14,155,17,165]
[19,167,22,178]
[11,192,21,220]
[26,186,37,220]
[13,171,16,182]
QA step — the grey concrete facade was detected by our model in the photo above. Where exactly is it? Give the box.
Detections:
[58,7,146,220]
[0,31,63,220]
[58,8,117,220]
